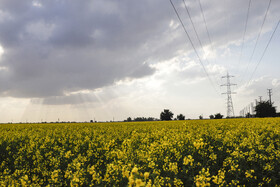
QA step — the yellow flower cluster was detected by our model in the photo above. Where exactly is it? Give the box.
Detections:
[194,168,211,187]
[0,118,280,186]
[193,138,206,149]
[183,155,194,166]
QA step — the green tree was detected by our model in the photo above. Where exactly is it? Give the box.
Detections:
[160,109,174,121]
[214,113,223,119]
[177,114,185,120]
[209,115,214,119]
[255,101,276,117]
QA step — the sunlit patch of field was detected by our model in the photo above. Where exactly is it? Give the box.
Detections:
[0,118,280,186]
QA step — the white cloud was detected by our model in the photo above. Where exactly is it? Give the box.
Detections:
[237,76,279,98]
[25,21,55,41]
[272,79,280,87]
[220,47,232,58]
[0,44,3,57]
[32,1,42,8]
[0,10,13,23]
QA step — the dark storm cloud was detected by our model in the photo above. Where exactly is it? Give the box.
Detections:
[0,0,279,103]
[0,0,175,99]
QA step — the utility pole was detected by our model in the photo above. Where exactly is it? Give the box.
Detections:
[251,102,254,115]
[221,72,236,117]
[267,89,272,105]
[259,96,262,102]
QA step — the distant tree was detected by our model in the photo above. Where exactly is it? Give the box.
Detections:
[209,115,214,119]
[160,109,174,121]
[214,113,223,119]
[199,115,203,120]
[177,114,185,120]
[147,117,156,121]
[127,117,132,122]
[255,101,276,117]
[245,113,252,118]
[132,117,156,121]
[136,117,145,121]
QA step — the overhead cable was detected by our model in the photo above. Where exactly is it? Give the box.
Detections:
[238,0,252,66]
[197,0,221,88]
[246,19,280,87]
[241,0,272,83]
[197,0,215,57]
[182,0,210,66]
[169,0,219,94]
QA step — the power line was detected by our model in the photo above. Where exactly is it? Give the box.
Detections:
[246,19,280,87]
[222,0,231,70]
[240,0,272,84]
[238,0,252,67]
[182,0,221,89]
[169,0,219,94]
[197,0,215,55]
[196,0,222,89]
[181,0,210,65]
[181,0,221,88]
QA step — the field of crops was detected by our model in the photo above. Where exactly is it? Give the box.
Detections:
[0,118,280,186]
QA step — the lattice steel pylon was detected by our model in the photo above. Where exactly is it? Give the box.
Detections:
[221,73,236,117]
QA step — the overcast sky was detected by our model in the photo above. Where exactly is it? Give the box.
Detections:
[0,0,280,122]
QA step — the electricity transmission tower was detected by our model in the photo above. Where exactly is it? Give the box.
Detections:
[267,89,272,105]
[221,73,236,117]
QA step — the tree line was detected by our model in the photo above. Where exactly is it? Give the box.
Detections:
[124,100,278,122]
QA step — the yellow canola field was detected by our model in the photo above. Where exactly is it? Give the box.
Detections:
[0,118,280,186]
